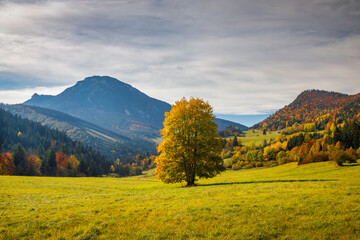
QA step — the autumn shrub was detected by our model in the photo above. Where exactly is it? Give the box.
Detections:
[130,166,142,176]
[243,164,253,169]
[301,152,329,165]
[264,160,278,168]
[276,151,288,165]
[232,164,242,170]
[223,161,232,169]
[330,150,357,166]
[345,148,358,161]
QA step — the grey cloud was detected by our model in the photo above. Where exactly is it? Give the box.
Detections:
[0,0,359,114]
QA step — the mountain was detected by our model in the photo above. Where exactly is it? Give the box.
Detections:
[0,104,156,160]
[214,118,248,131]
[215,113,272,128]
[24,76,171,138]
[254,89,360,130]
[24,75,248,137]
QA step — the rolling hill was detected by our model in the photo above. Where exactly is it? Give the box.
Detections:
[254,89,360,130]
[0,104,156,160]
[24,76,248,137]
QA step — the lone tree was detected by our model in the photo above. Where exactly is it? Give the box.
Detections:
[155,97,225,186]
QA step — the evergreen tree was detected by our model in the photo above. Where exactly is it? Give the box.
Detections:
[13,143,26,175]
[43,146,57,176]
[233,136,239,147]
[37,146,45,160]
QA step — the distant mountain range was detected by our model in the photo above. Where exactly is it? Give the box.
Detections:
[24,76,248,138]
[215,113,273,128]
[254,89,360,130]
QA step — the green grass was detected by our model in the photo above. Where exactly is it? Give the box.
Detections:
[229,129,281,146]
[1,161,360,239]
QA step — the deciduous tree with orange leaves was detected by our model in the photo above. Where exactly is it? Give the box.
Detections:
[155,97,224,186]
[0,152,14,175]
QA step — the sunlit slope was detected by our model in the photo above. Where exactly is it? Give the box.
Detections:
[254,90,360,131]
[0,161,359,239]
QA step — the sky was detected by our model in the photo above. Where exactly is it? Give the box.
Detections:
[0,0,359,115]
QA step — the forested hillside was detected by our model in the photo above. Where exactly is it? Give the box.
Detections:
[254,90,360,131]
[0,108,142,177]
[0,104,156,160]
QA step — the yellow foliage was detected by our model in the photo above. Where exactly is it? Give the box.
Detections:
[25,154,42,175]
[68,155,79,171]
[155,97,224,186]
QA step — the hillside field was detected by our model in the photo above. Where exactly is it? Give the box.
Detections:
[229,129,282,146]
[1,161,360,239]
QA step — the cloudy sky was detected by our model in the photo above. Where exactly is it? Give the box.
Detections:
[0,0,359,114]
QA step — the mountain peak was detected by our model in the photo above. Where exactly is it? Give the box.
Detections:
[298,89,347,97]
[74,75,131,88]
[82,75,120,83]
[24,75,172,137]
[293,89,348,106]
[31,93,39,98]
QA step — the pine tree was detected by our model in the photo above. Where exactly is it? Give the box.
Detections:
[13,143,26,175]
[43,146,57,176]
[233,136,239,147]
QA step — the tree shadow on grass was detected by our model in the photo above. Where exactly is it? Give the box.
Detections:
[342,163,360,167]
[198,179,337,187]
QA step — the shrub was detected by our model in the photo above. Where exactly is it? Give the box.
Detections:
[301,152,329,165]
[243,164,253,169]
[330,150,357,166]
[223,159,232,169]
[232,164,242,170]
[345,148,358,162]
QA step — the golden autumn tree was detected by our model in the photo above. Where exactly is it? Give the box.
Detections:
[68,155,80,172]
[155,97,225,186]
[0,152,15,175]
[25,154,42,176]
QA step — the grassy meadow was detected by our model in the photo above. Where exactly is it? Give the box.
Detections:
[1,161,360,239]
[231,129,282,146]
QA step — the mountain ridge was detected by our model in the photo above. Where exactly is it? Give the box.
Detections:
[24,75,248,136]
[24,76,172,138]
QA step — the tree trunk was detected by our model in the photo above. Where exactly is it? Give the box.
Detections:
[186,171,196,186]
[186,179,196,187]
